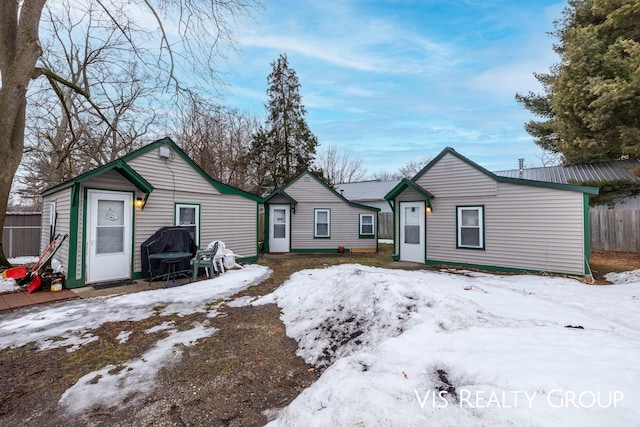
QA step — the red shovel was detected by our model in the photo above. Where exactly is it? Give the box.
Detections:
[20,234,68,293]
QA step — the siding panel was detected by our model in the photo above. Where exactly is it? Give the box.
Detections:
[281,175,377,250]
[41,189,72,278]
[417,153,497,197]
[427,182,585,275]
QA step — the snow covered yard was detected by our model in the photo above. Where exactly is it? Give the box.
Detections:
[255,264,640,426]
[0,265,270,415]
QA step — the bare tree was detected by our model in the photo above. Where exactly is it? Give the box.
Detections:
[314,145,367,185]
[0,0,259,267]
[19,2,158,201]
[173,97,259,191]
[371,157,431,181]
[397,157,431,179]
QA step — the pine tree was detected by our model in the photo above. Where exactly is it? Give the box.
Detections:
[516,0,640,165]
[248,53,318,194]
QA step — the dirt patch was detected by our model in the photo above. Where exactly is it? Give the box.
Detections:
[0,245,636,426]
[590,251,640,284]
[0,247,392,427]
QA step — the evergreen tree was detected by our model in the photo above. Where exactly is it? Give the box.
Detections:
[516,0,640,165]
[248,53,319,194]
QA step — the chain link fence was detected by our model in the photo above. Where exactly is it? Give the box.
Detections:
[2,226,42,258]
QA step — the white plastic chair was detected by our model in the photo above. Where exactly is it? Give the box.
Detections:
[208,240,227,273]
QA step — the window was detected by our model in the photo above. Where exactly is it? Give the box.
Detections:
[175,203,200,245]
[457,206,484,249]
[359,214,375,238]
[404,206,421,244]
[314,209,330,238]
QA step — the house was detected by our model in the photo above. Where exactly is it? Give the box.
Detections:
[40,137,262,288]
[384,147,599,277]
[494,158,640,210]
[263,171,380,253]
[334,180,401,213]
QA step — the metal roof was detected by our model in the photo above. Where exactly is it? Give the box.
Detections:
[334,179,401,201]
[493,159,640,184]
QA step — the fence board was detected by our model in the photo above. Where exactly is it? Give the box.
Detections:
[590,209,640,252]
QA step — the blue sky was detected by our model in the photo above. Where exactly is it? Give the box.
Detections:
[221,0,567,175]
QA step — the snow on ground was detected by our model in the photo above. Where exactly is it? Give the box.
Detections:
[256,264,640,427]
[0,277,20,293]
[0,265,270,414]
[605,269,640,285]
[8,256,39,265]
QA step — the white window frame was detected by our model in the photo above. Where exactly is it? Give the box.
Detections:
[175,203,200,246]
[359,213,375,237]
[457,206,484,249]
[314,208,331,238]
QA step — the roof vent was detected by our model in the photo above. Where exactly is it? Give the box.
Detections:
[158,146,171,159]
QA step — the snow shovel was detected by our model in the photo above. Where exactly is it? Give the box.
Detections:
[1,229,60,280]
[21,234,68,293]
[2,266,27,280]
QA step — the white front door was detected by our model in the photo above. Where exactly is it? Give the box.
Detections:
[400,201,425,263]
[87,190,132,283]
[269,205,290,252]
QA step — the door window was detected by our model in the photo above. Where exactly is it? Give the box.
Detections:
[404,206,420,244]
[96,200,125,254]
[274,208,286,238]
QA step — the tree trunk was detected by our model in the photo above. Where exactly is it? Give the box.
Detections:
[0,0,47,267]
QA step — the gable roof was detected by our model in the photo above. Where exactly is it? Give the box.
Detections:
[494,159,640,184]
[335,179,401,201]
[264,170,379,211]
[384,178,435,202]
[41,159,154,197]
[41,137,262,201]
[412,147,599,195]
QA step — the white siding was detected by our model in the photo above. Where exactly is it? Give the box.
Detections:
[426,181,586,275]
[126,144,257,269]
[283,175,377,250]
[41,189,72,278]
[126,146,220,195]
[416,152,497,197]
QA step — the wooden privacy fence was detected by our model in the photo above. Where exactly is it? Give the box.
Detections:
[378,212,393,239]
[377,209,640,252]
[590,209,640,252]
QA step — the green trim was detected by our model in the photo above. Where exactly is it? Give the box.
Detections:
[256,203,261,257]
[384,178,435,203]
[41,137,262,202]
[291,248,348,254]
[265,204,292,252]
[66,184,82,288]
[412,147,599,195]
[80,188,136,287]
[455,205,485,250]
[359,213,376,239]
[237,255,259,263]
[314,208,331,238]
[132,271,143,280]
[174,202,201,246]
[269,170,379,211]
[583,193,590,274]
[397,200,427,262]
[263,205,271,253]
[42,159,154,197]
[122,138,263,201]
[263,188,298,206]
[425,259,587,278]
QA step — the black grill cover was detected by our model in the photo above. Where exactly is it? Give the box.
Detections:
[141,226,197,279]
